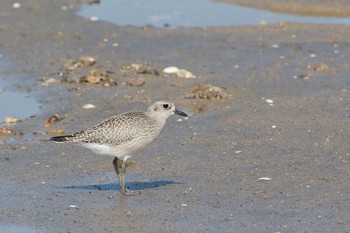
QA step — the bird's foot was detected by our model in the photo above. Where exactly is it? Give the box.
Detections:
[121,188,135,196]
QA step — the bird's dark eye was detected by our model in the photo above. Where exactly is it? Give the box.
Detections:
[163,104,170,109]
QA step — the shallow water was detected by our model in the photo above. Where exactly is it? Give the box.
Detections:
[77,0,350,28]
[0,225,38,233]
[0,58,41,122]
[0,90,40,121]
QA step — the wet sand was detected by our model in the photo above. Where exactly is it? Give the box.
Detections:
[221,0,350,17]
[1,0,350,232]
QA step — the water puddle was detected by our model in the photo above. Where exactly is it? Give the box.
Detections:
[0,90,40,121]
[77,0,350,28]
[0,63,41,144]
[0,225,39,233]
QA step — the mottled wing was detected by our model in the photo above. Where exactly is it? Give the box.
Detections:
[69,111,153,146]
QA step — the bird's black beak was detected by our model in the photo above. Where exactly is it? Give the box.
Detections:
[174,108,188,117]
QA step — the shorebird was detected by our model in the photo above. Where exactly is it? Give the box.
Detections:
[50,100,187,195]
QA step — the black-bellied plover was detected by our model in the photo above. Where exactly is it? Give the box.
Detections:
[50,100,187,195]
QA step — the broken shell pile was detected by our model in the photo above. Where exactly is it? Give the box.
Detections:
[187,83,230,100]
[61,56,117,86]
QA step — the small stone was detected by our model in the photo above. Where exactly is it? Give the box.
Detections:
[33,131,46,136]
[4,117,21,126]
[266,99,274,104]
[90,16,99,21]
[48,129,65,135]
[137,67,160,76]
[44,114,60,127]
[13,3,21,8]
[310,63,328,72]
[0,127,14,135]
[124,95,133,100]
[63,60,82,70]
[79,56,96,66]
[83,104,96,109]
[41,78,60,87]
[127,77,145,86]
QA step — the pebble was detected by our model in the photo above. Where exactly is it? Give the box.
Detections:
[12,3,21,8]
[44,114,60,127]
[83,104,96,109]
[127,77,145,87]
[41,78,60,87]
[47,129,65,135]
[266,99,274,104]
[79,56,96,66]
[69,205,77,208]
[4,117,21,126]
[90,16,99,21]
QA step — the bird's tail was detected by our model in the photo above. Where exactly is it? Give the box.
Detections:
[50,135,73,142]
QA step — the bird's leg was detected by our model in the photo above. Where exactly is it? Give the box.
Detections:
[120,157,134,195]
[112,157,123,190]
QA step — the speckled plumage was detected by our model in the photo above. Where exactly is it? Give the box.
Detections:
[50,100,187,195]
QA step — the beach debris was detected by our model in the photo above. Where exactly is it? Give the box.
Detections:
[60,56,117,86]
[90,16,99,22]
[176,69,196,79]
[187,83,230,100]
[41,78,61,87]
[44,114,60,128]
[310,53,317,58]
[123,62,160,76]
[0,127,23,143]
[163,66,196,78]
[163,66,179,74]
[83,104,96,109]
[308,63,328,72]
[3,117,21,126]
[63,56,96,70]
[48,129,65,135]
[0,127,23,136]
[124,95,133,100]
[127,77,145,86]
[33,131,46,136]
[258,177,272,181]
[12,3,21,8]
[79,56,96,66]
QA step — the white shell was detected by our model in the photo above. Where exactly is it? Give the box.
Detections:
[163,66,179,74]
